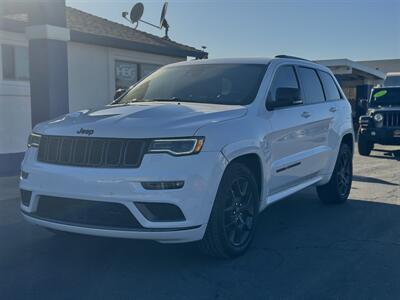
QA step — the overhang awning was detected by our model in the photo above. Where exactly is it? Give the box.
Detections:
[315,59,386,82]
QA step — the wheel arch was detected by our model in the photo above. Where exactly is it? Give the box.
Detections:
[340,132,354,154]
[224,152,264,201]
[341,132,355,154]
[318,130,355,185]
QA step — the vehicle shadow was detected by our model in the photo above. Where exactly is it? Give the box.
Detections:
[370,147,400,161]
[353,175,399,186]
[3,188,400,299]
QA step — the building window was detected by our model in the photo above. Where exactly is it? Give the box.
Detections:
[1,44,29,81]
[141,63,160,78]
[115,60,161,90]
[115,60,138,90]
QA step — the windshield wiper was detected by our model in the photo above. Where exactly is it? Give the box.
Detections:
[128,97,182,104]
[150,97,183,102]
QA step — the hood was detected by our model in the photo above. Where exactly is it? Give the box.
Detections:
[368,106,400,115]
[34,102,247,138]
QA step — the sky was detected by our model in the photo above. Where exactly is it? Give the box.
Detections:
[67,0,400,61]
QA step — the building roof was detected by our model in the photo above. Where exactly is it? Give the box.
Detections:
[357,59,400,74]
[0,6,207,59]
[316,59,386,81]
[66,7,207,59]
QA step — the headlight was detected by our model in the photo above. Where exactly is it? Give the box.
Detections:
[148,137,204,156]
[374,113,384,123]
[27,133,41,148]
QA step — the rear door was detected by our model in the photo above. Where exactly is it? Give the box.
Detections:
[317,70,344,157]
[295,66,331,176]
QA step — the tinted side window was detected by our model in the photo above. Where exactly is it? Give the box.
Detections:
[267,65,300,106]
[298,67,325,104]
[318,71,341,101]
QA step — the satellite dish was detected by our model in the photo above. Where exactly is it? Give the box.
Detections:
[122,2,170,39]
[160,2,168,28]
[130,2,144,24]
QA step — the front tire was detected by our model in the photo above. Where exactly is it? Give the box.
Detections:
[200,163,260,258]
[358,132,373,156]
[317,143,353,204]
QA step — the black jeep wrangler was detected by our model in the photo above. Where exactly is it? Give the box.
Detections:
[358,87,400,156]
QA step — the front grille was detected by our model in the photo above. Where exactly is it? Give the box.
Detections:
[37,135,147,168]
[383,112,400,128]
[34,196,143,229]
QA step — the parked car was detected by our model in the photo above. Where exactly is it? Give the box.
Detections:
[358,87,400,156]
[20,56,354,258]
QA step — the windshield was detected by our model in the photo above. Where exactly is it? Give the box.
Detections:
[369,88,400,107]
[117,63,268,105]
[384,75,400,87]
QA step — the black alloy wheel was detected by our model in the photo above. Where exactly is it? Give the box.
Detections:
[317,143,353,204]
[223,177,256,247]
[336,147,352,197]
[200,163,260,258]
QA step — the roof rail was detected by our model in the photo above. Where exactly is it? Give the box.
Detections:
[275,55,310,61]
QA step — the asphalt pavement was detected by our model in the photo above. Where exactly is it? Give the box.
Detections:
[0,145,399,300]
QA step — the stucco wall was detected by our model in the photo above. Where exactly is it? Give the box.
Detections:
[0,30,31,155]
[0,81,31,154]
[67,42,184,112]
[67,42,110,112]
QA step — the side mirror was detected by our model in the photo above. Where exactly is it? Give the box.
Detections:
[114,88,126,100]
[266,87,302,110]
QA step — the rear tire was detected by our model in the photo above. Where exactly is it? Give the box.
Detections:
[317,143,353,204]
[200,163,260,258]
[358,132,373,156]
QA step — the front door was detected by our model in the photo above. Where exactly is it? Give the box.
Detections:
[265,65,317,196]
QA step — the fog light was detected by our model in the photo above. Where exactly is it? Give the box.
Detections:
[141,181,184,190]
[20,170,29,179]
[135,202,185,222]
[371,131,376,136]
[20,189,32,206]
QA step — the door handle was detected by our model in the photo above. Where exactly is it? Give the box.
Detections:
[329,107,337,112]
[301,111,311,118]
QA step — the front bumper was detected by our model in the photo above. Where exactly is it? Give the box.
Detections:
[359,128,400,145]
[20,148,227,243]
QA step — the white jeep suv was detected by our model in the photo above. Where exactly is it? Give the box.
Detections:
[20,56,354,258]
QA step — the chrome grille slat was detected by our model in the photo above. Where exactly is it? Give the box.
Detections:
[383,112,400,128]
[37,135,147,168]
